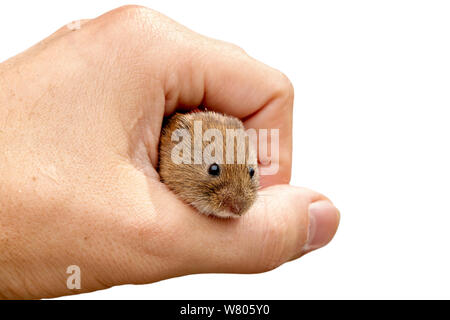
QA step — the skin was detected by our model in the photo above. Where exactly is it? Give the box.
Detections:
[0,5,340,299]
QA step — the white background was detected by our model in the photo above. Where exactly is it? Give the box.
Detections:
[1,0,449,299]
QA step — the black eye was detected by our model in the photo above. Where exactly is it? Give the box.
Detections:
[208,163,221,176]
[249,167,255,178]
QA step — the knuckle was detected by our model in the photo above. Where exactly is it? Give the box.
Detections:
[91,5,163,65]
[112,4,153,18]
[217,39,248,56]
[229,43,247,55]
[275,71,295,103]
[105,5,157,34]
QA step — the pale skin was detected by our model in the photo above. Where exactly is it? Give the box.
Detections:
[0,6,340,299]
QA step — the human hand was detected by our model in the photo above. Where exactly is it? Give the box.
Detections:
[0,5,339,299]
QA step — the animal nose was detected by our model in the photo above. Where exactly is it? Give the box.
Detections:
[229,203,242,215]
[223,198,244,215]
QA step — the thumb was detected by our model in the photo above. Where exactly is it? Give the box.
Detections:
[166,184,340,275]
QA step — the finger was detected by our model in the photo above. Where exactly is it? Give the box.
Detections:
[38,19,91,46]
[182,42,294,185]
[120,6,294,185]
[80,5,293,185]
[160,184,340,275]
[203,48,294,186]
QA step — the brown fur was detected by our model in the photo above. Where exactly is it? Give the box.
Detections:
[158,111,259,218]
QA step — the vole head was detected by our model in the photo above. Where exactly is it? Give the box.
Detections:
[158,111,259,218]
